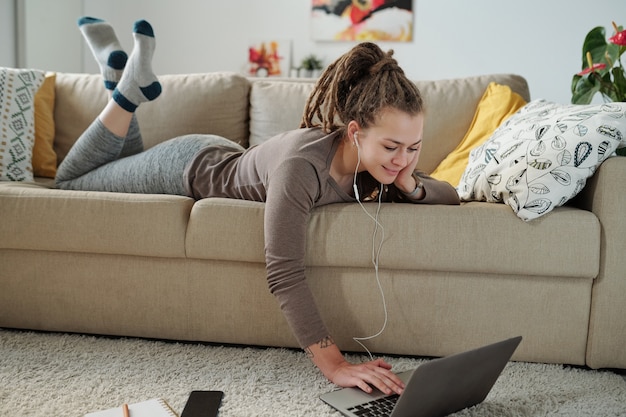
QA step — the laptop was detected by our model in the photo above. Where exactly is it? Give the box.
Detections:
[320,336,522,417]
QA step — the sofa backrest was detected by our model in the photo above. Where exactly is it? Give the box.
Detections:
[249,78,316,148]
[54,72,251,164]
[54,71,529,174]
[249,74,530,174]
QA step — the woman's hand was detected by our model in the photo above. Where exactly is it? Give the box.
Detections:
[329,358,405,395]
[394,146,422,196]
[306,337,405,395]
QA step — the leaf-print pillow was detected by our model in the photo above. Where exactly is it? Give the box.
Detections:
[456,99,626,221]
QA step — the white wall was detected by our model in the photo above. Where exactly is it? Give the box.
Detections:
[17,0,84,72]
[0,0,16,67]
[12,0,626,103]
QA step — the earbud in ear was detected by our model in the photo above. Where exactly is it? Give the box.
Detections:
[353,131,360,200]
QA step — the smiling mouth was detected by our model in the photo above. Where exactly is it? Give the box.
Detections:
[383,166,400,176]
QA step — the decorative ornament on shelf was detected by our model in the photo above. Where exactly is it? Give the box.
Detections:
[300,54,324,78]
[571,21,626,156]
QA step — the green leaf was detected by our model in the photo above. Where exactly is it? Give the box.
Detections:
[582,26,609,70]
[611,67,626,101]
[606,43,621,64]
[571,74,581,95]
[571,74,601,104]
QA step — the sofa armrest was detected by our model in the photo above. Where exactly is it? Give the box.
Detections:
[576,156,626,369]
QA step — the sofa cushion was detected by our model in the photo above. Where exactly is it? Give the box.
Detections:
[53,73,107,165]
[32,72,57,178]
[430,82,527,187]
[308,202,599,279]
[184,197,600,279]
[186,197,266,262]
[0,182,193,258]
[415,74,530,174]
[54,72,251,164]
[138,72,251,149]
[0,67,45,181]
[249,78,316,147]
[458,100,626,221]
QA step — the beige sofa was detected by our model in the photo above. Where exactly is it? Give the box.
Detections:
[1,72,624,370]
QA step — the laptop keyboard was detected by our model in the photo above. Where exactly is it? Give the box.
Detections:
[347,394,400,416]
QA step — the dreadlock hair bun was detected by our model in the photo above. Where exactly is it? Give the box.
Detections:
[300,42,423,134]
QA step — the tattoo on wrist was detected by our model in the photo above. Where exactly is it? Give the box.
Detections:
[304,335,335,358]
[304,346,314,358]
[320,335,335,348]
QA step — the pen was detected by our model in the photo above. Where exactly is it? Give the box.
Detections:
[122,403,130,417]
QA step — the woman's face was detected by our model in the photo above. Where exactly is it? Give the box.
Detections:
[354,108,424,184]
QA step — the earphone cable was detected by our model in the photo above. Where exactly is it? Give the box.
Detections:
[352,143,389,361]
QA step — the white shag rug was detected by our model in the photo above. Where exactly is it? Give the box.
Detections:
[1,329,625,417]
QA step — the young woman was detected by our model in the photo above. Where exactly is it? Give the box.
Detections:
[58,17,460,396]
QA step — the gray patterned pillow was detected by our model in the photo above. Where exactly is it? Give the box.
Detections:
[457,99,626,221]
[0,68,45,181]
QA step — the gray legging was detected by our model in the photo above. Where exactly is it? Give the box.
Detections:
[56,115,243,195]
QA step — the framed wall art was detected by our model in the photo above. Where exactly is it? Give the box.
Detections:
[311,0,413,42]
[248,39,292,77]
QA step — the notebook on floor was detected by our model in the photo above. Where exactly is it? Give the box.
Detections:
[320,336,522,417]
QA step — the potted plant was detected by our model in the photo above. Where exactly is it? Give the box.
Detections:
[571,21,626,155]
[300,54,324,78]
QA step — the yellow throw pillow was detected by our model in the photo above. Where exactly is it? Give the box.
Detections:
[32,72,57,178]
[430,82,527,187]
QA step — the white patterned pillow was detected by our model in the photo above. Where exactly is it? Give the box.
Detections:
[457,99,626,221]
[0,68,46,181]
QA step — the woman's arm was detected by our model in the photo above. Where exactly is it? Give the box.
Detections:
[380,171,460,204]
[407,171,461,204]
[360,170,460,205]
[264,159,405,394]
[305,336,405,395]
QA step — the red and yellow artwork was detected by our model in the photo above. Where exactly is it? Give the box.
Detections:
[311,0,413,42]
[248,40,289,77]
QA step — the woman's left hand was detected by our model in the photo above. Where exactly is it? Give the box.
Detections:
[394,148,421,194]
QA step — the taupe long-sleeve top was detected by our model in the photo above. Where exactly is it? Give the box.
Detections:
[184,128,460,348]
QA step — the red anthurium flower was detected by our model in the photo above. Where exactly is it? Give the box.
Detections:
[578,52,606,75]
[609,30,626,45]
[609,21,626,46]
[577,63,607,76]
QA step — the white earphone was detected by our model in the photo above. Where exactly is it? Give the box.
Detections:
[353,132,360,200]
[351,128,388,360]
